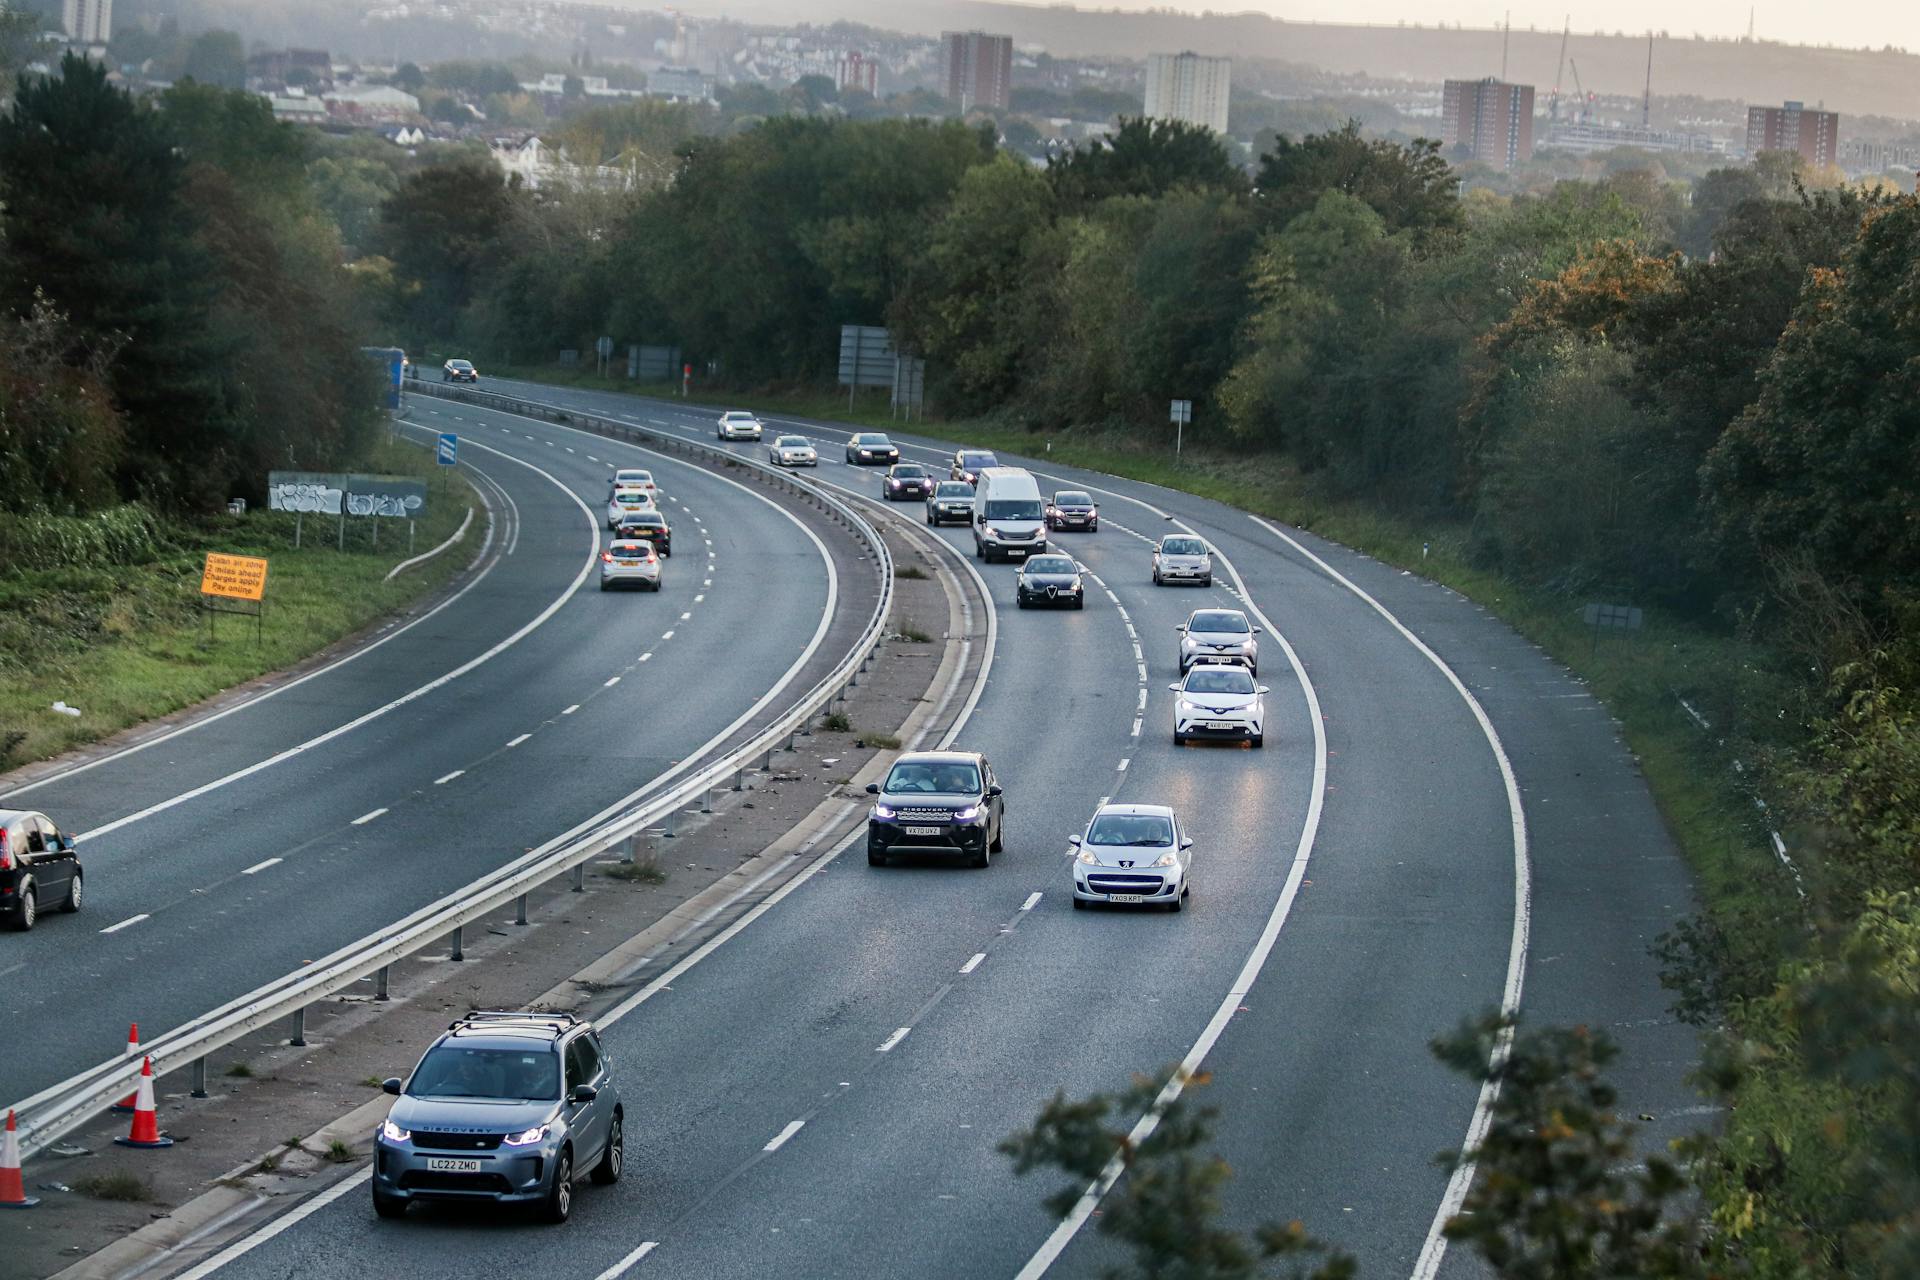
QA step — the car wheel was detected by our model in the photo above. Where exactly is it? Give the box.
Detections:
[970,843,989,869]
[867,841,886,867]
[591,1114,623,1185]
[372,1187,408,1219]
[598,581,608,591]
[1073,596,1085,610]
[974,540,984,560]
[925,512,934,525]
[1251,734,1264,748]
[1201,575,1213,587]
[1016,595,1027,609]
[1152,570,1162,585]
[542,1147,573,1224]
[1173,732,1186,746]
[1071,896,1086,910]
[12,884,35,931]
[63,872,82,913]
[1168,891,1184,913]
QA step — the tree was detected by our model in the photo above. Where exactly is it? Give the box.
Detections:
[1677,166,1765,258]
[180,29,245,90]
[1255,121,1461,243]
[1048,116,1248,208]
[1002,1067,1356,1280]
[789,73,837,113]
[562,74,584,100]
[393,62,426,94]
[0,54,234,506]
[377,157,517,342]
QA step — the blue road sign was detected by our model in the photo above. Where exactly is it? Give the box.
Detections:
[436,433,458,466]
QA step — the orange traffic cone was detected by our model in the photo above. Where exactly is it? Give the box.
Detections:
[113,1057,173,1149]
[0,1109,37,1208]
[110,1022,140,1113]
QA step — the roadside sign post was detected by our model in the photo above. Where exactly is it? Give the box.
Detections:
[1170,399,1192,456]
[200,553,269,645]
[596,335,614,377]
[682,363,691,398]
[1582,601,1644,656]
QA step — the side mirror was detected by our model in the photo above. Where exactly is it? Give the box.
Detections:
[1168,683,1181,692]
[1257,686,1271,695]
[1180,838,1194,850]
[976,515,987,526]
[1173,624,1185,632]
[382,1077,403,1096]
[570,1085,598,1105]
[1251,626,1263,634]
[865,783,880,795]
[987,784,1003,797]
[1067,834,1082,846]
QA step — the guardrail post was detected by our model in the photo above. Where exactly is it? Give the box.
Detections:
[572,862,586,892]
[450,926,465,961]
[191,1056,208,1099]
[787,730,798,752]
[515,893,529,926]
[759,747,774,771]
[660,808,676,838]
[621,833,637,865]
[290,1006,307,1048]
[376,965,390,1001]
[701,787,715,813]
[732,769,745,792]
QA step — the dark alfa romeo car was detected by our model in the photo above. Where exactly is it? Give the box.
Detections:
[1015,554,1084,610]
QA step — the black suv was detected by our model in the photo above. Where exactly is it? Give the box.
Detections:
[373,1011,623,1223]
[1,809,82,930]
[865,751,1004,868]
[614,510,672,556]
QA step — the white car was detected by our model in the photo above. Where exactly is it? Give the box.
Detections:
[1170,664,1267,747]
[607,486,657,529]
[1070,804,1193,911]
[717,411,763,441]
[768,435,817,467]
[599,539,662,592]
[1177,608,1260,674]
[609,468,657,498]
[1152,534,1213,587]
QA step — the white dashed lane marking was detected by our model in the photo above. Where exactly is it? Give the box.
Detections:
[763,1120,806,1153]
[241,858,281,875]
[351,807,388,825]
[877,1028,911,1053]
[434,770,464,785]
[507,733,531,748]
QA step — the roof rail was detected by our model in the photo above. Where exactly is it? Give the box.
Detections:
[448,1010,581,1031]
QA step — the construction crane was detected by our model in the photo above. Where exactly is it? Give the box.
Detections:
[1642,32,1654,129]
[1568,57,1589,123]
[1549,18,1570,121]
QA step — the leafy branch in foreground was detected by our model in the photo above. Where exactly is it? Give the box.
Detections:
[1431,1012,1717,1279]
[999,1067,1355,1280]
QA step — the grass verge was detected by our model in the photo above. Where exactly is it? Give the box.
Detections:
[72,1172,152,1202]
[0,433,481,773]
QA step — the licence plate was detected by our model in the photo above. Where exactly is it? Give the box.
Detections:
[1110,894,1146,904]
[1208,721,1239,730]
[905,826,942,836]
[618,560,639,566]
[427,1158,482,1172]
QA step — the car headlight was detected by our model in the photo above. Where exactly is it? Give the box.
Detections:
[988,527,1006,538]
[502,1125,550,1147]
[1070,577,1082,590]
[1152,851,1180,868]
[873,802,896,819]
[382,1119,411,1142]
[952,805,980,821]
[1077,848,1099,864]
[1178,699,1200,713]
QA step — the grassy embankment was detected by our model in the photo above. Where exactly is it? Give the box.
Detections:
[0,435,481,773]
[501,362,1799,978]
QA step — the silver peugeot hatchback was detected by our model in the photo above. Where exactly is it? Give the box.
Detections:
[373,1012,623,1223]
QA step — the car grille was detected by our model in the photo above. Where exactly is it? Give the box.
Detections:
[894,807,952,820]
[400,1170,515,1193]
[1087,874,1165,893]
[411,1131,505,1151]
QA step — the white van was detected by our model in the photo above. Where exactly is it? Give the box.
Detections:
[972,468,1048,562]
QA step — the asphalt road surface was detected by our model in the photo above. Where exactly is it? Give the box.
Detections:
[112,381,1700,1280]
[0,403,853,1106]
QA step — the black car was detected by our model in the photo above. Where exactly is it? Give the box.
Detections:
[443,359,480,383]
[926,480,975,527]
[845,432,899,465]
[1,809,83,930]
[613,511,672,556]
[1045,490,1099,532]
[1015,553,1084,610]
[950,450,999,485]
[865,751,1004,868]
[883,464,933,501]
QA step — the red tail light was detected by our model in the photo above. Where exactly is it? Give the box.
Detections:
[646,554,657,564]
[0,830,10,872]
[601,551,614,563]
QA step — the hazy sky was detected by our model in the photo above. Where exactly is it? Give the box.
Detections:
[1093,2,1916,55]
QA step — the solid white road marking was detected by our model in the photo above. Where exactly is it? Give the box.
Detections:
[434,770,464,785]
[507,733,531,747]
[876,1027,911,1053]
[171,1169,372,1280]
[1021,891,1043,911]
[241,858,282,875]
[959,953,986,974]
[763,1120,806,1153]
[351,808,387,825]
[590,1243,659,1280]
[100,914,149,934]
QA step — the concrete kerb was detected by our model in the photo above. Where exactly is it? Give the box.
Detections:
[43,491,988,1280]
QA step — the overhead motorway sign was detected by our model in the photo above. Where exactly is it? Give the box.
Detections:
[200,553,268,602]
[437,433,458,466]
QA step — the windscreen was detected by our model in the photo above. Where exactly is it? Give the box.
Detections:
[856,434,889,446]
[777,436,808,448]
[1190,611,1249,634]
[1054,492,1092,506]
[984,499,1042,520]
[936,483,972,497]
[1026,557,1074,575]
[409,1046,560,1100]
[893,465,927,478]
[1162,537,1206,556]
[961,452,997,468]
[1086,814,1174,846]
[610,541,653,555]
[883,761,981,794]
[1186,667,1255,694]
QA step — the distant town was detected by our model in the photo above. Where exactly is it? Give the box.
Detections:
[32,0,1920,193]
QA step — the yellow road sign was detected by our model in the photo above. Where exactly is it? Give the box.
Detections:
[200,553,269,602]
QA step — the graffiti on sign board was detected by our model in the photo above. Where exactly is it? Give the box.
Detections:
[267,472,426,519]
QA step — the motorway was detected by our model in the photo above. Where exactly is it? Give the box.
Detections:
[148,378,1703,1280]
[0,401,868,1106]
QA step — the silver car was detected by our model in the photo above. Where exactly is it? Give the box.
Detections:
[926,481,975,526]
[1152,534,1212,587]
[1070,804,1193,911]
[599,539,662,591]
[1177,608,1261,674]
[1170,664,1267,747]
[717,410,763,440]
[372,1012,623,1224]
[768,434,817,466]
